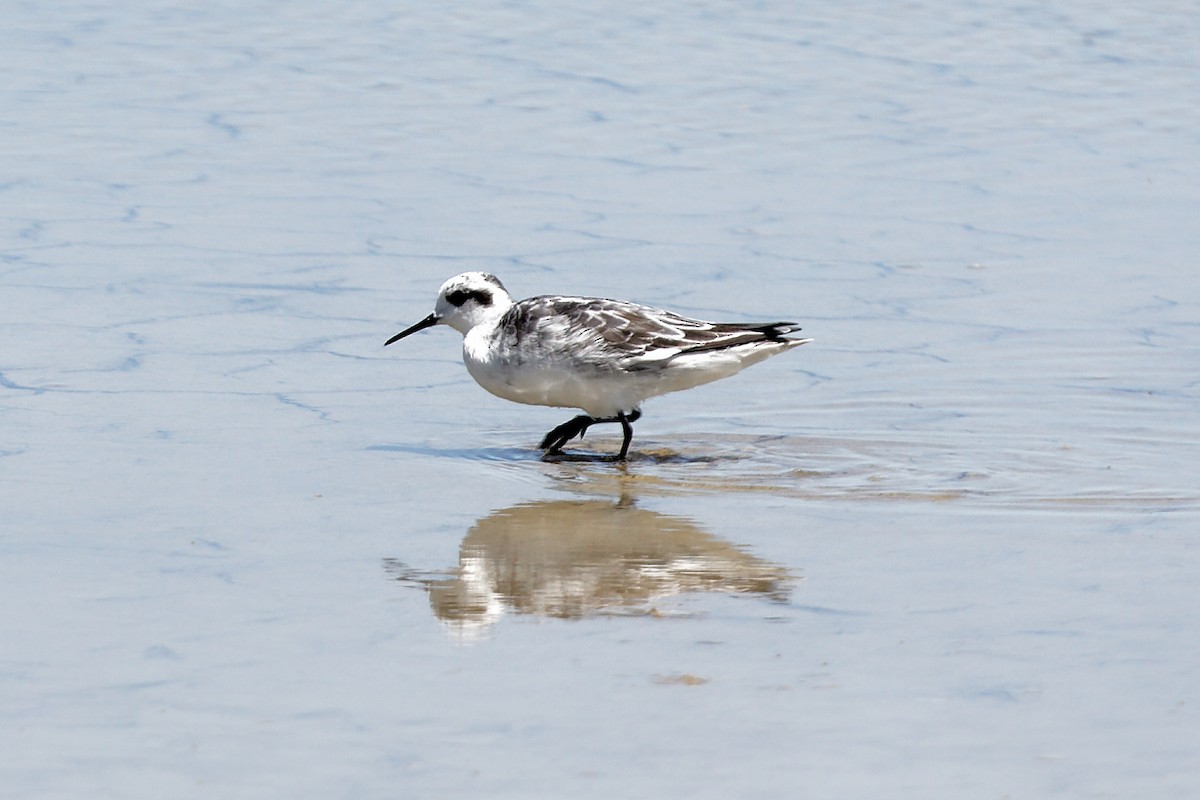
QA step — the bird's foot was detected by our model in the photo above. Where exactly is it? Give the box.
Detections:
[538,409,642,460]
[539,414,595,454]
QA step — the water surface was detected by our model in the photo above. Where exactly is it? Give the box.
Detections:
[3,1,1198,797]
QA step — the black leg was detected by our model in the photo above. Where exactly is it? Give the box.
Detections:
[539,409,641,458]
[615,411,634,461]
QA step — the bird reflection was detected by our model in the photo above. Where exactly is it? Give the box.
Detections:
[384,497,793,634]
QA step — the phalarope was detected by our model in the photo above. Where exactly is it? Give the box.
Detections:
[385,272,810,460]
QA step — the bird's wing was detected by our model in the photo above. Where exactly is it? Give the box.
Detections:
[502,296,804,369]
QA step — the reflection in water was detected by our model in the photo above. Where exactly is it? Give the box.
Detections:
[384,498,793,634]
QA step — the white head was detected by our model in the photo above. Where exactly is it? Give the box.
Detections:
[385,272,514,344]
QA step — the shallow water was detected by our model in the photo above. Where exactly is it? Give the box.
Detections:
[4,1,1199,797]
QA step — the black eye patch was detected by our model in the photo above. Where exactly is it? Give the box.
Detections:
[446,289,492,307]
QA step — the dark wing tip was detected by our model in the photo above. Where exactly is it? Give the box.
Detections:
[675,321,807,355]
[764,323,805,342]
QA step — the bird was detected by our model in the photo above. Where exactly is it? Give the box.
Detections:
[384,272,811,460]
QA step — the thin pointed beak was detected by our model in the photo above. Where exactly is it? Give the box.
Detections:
[384,313,440,346]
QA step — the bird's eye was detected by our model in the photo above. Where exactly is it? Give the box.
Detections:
[446,289,491,307]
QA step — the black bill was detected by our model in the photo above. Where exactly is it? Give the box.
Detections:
[384,313,439,346]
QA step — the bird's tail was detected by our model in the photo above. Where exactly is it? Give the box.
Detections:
[749,322,806,342]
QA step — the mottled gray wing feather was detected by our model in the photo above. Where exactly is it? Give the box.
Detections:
[501,296,802,371]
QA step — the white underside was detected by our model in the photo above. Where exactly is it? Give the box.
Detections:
[462,327,810,417]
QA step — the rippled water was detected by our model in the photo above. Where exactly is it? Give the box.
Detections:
[4,1,1198,797]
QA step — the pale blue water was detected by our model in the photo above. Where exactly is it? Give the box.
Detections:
[3,1,1198,797]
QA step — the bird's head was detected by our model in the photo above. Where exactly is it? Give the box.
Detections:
[385,272,513,344]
